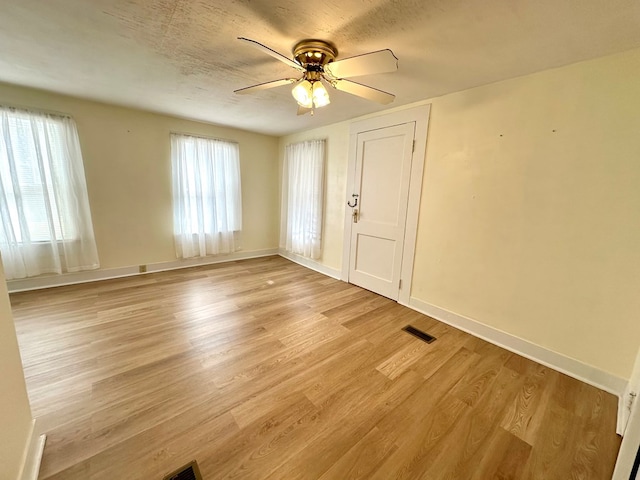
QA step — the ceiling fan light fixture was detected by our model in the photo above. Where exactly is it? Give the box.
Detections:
[236,37,397,112]
[292,80,331,109]
[292,80,313,108]
[312,81,330,107]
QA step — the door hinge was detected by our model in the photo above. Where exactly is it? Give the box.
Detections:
[412,140,415,153]
[399,279,402,290]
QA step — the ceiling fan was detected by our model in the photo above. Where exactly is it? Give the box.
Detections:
[234,37,398,115]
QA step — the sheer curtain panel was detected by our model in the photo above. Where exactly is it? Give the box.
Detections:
[171,134,242,258]
[283,139,325,259]
[0,106,99,280]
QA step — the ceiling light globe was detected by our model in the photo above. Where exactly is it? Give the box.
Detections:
[312,82,330,108]
[292,80,313,108]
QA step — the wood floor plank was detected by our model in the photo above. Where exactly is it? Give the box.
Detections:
[500,362,555,445]
[469,427,532,480]
[418,366,525,480]
[200,394,319,480]
[449,346,512,407]
[520,401,581,480]
[376,336,430,380]
[374,346,480,445]
[264,369,424,480]
[9,255,621,480]
[320,294,390,324]
[317,426,398,480]
[564,385,621,479]
[369,394,470,480]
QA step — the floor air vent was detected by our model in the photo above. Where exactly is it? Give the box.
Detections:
[402,325,436,343]
[163,460,203,480]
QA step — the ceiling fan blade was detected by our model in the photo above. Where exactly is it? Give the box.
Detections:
[237,37,304,71]
[234,78,297,95]
[332,79,395,104]
[297,105,313,116]
[324,49,398,79]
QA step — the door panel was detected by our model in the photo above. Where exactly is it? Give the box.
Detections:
[359,135,405,226]
[354,234,395,280]
[348,122,415,300]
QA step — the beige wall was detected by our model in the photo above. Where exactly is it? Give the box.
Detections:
[0,259,33,480]
[278,122,350,271]
[414,48,640,380]
[0,82,280,270]
[281,48,640,380]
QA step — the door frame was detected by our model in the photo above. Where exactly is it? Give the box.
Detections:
[341,104,431,305]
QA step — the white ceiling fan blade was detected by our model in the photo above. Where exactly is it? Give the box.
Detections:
[237,37,304,71]
[332,79,395,104]
[234,78,297,95]
[324,49,398,79]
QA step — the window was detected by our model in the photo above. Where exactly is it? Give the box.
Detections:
[0,106,99,280]
[282,139,325,259]
[171,133,242,258]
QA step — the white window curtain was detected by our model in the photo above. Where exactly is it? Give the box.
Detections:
[171,133,242,259]
[282,139,325,259]
[0,106,99,280]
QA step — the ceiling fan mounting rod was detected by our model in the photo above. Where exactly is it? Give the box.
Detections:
[305,70,323,82]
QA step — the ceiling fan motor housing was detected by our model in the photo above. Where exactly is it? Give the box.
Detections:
[293,39,338,75]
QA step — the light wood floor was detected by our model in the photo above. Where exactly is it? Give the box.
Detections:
[11,256,620,479]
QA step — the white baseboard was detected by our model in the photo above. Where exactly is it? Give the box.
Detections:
[278,249,342,280]
[7,249,279,293]
[19,420,46,480]
[406,298,627,422]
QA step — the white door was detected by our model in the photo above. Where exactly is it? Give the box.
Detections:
[613,346,640,479]
[347,122,415,300]
[622,349,640,434]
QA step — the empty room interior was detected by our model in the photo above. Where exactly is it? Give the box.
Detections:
[2,1,640,479]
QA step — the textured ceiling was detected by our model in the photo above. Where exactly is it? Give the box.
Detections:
[1,0,639,135]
